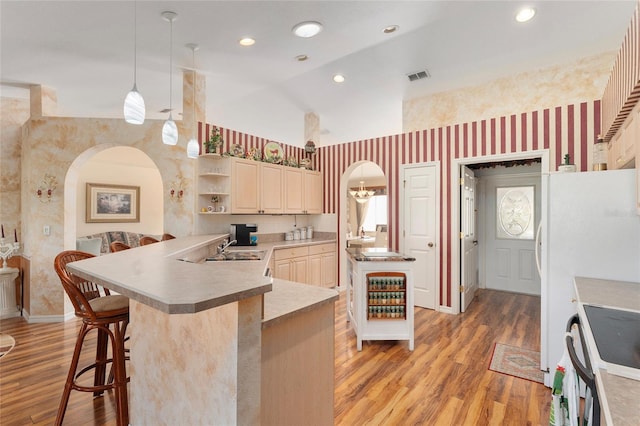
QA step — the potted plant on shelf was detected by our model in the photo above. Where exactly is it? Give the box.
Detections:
[206,126,224,154]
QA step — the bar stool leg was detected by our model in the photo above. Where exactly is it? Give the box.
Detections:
[94,328,109,397]
[55,322,89,426]
[113,319,129,426]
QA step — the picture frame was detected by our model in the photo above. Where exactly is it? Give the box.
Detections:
[86,183,140,223]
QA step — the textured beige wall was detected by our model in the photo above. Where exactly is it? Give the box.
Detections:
[403,52,616,132]
[0,97,29,244]
[22,115,195,318]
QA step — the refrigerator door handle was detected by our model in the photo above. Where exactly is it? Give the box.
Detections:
[535,222,542,276]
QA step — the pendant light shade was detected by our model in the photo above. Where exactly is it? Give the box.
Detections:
[162,11,178,145]
[162,114,178,145]
[124,84,145,124]
[124,1,145,124]
[186,137,200,158]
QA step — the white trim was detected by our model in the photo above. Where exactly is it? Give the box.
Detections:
[400,161,441,312]
[438,305,454,315]
[450,149,549,315]
[26,313,71,323]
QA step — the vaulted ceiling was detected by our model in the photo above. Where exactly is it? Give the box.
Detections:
[1,1,635,147]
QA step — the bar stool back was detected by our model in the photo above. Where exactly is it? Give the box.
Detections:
[139,236,159,246]
[53,250,130,426]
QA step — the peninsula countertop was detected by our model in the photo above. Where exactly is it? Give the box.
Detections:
[574,277,640,426]
[68,234,338,315]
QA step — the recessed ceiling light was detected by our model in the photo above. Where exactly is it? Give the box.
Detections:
[239,37,255,46]
[332,74,345,83]
[515,7,536,23]
[383,25,399,34]
[292,21,323,38]
[295,54,309,62]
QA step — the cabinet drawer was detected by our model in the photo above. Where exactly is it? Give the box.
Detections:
[308,243,335,256]
[274,246,309,260]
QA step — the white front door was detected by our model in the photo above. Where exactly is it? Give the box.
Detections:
[402,164,438,309]
[460,166,478,312]
[484,174,541,295]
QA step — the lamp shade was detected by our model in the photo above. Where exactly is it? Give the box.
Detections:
[124,86,145,125]
[162,116,178,145]
[350,181,375,203]
[186,137,199,158]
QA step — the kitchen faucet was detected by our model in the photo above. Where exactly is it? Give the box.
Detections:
[217,239,237,254]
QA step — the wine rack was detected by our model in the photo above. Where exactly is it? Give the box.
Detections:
[366,272,406,320]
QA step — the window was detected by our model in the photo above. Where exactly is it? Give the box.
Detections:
[362,195,387,231]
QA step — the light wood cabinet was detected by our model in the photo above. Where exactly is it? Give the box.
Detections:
[608,112,636,170]
[284,168,323,214]
[274,243,336,288]
[283,167,304,214]
[230,158,284,214]
[304,170,323,214]
[274,246,309,283]
[198,156,321,215]
[308,243,337,288]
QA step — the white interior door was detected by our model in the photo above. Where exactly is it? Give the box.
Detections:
[403,164,437,309]
[484,174,541,295]
[460,166,478,312]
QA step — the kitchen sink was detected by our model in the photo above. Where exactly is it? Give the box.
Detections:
[206,249,266,261]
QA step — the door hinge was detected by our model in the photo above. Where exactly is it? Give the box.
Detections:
[459,285,464,293]
[403,180,406,188]
[459,232,464,239]
[459,177,464,185]
[403,230,405,237]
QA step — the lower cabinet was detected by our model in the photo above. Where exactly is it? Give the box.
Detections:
[274,246,309,283]
[273,243,336,288]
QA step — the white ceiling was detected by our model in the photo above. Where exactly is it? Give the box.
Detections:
[1,1,636,147]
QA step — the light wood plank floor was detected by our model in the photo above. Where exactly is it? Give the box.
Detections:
[0,289,550,425]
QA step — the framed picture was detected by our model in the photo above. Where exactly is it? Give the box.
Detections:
[86,183,140,223]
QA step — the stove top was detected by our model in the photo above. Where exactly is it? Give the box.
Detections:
[583,305,640,379]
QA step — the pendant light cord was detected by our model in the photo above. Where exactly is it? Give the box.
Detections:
[133,0,137,86]
[168,15,173,118]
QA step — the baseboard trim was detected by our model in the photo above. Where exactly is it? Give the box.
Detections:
[26,312,74,323]
[438,305,454,314]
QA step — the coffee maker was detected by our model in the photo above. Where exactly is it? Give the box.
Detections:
[230,224,258,246]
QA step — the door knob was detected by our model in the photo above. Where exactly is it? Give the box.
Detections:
[428,242,434,248]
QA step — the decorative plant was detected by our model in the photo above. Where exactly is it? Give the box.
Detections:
[206,126,224,153]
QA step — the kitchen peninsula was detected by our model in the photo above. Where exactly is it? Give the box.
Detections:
[68,234,338,425]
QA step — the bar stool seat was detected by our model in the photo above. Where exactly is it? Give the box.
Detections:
[54,250,130,426]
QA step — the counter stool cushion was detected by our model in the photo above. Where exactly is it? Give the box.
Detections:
[88,295,129,315]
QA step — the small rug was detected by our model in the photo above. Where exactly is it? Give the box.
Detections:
[489,342,543,383]
[0,333,16,358]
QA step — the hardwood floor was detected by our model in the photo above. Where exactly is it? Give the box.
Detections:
[0,289,550,425]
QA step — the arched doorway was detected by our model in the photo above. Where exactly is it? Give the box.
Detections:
[338,161,386,288]
[64,145,163,252]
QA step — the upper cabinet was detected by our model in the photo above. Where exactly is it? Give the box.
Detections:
[283,168,322,214]
[204,156,321,215]
[197,154,231,215]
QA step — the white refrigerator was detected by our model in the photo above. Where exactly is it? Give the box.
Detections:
[541,168,640,386]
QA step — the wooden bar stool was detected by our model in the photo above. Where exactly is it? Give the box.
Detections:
[54,250,130,426]
[139,236,159,246]
[110,241,131,252]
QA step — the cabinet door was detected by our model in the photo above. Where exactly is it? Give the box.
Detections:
[284,167,305,214]
[320,252,336,288]
[307,254,322,286]
[260,163,284,214]
[274,258,292,280]
[292,257,308,284]
[231,158,260,213]
[304,170,323,214]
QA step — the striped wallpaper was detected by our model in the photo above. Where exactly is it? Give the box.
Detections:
[602,0,640,142]
[317,100,601,307]
[199,100,601,307]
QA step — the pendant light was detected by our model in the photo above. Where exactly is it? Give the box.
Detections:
[161,11,178,145]
[123,0,145,124]
[186,43,200,159]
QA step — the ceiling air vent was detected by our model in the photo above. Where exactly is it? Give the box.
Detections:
[407,69,430,82]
